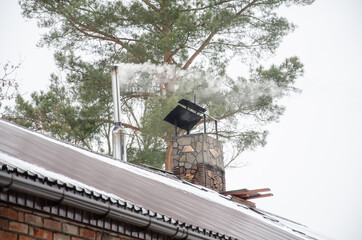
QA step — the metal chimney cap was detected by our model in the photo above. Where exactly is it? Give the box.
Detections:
[178,99,206,113]
[163,105,202,131]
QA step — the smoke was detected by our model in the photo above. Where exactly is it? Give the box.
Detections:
[115,62,182,90]
[115,62,285,107]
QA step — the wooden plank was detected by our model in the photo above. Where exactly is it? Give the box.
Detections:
[230,196,256,208]
[244,193,273,200]
[220,188,271,196]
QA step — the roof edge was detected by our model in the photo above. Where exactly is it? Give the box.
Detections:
[0,170,226,240]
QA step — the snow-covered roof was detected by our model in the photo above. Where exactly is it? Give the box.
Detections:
[0,119,323,239]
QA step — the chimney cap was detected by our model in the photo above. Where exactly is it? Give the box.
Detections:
[164,105,202,131]
[178,99,206,113]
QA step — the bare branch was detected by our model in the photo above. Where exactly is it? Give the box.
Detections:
[0,61,21,105]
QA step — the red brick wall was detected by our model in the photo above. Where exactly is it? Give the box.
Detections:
[0,202,134,240]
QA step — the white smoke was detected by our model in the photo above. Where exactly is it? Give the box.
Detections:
[115,62,284,106]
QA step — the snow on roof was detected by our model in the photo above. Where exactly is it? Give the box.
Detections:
[0,119,324,239]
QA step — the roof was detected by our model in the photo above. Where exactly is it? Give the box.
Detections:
[0,119,323,240]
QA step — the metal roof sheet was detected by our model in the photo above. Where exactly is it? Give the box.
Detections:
[0,120,319,240]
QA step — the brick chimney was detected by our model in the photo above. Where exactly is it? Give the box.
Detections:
[172,133,225,192]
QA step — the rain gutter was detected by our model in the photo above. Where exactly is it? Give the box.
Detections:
[0,171,219,240]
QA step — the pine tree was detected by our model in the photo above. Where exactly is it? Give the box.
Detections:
[6,0,314,169]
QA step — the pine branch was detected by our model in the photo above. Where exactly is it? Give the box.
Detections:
[181,0,234,12]
[41,1,146,62]
[142,0,160,12]
[182,0,259,69]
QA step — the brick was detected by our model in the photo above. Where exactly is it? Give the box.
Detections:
[29,226,34,235]
[9,221,29,233]
[100,233,125,240]
[111,237,125,240]
[33,227,52,240]
[71,237,85,240]
[96,232,103,240]
[25,213,43,226]
[19,235,36,240]
[79,228,95,239]
[62,223,79,235]
[53,233,71,240]
[13,206,32,213]
[97,233,112,240]
[0,218,9,228]
[0,229,17,240]
[18,211,25,222]
[0,206,17,220]
[44,219,61,231]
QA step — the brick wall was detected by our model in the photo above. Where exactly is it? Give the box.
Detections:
[0,202,134,240]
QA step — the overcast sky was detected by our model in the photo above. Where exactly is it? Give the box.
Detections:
[1,1,361,240]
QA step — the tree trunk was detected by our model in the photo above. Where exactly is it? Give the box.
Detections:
[165,141,173,172]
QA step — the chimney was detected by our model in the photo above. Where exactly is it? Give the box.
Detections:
[164,99,225,192]
[111,65,127,161]
[172,133,225,192]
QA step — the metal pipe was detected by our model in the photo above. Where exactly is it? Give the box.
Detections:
[0,171,217,240]
[215,120,218,140]
[111,66,121,123]
[111,65,127,161]
[112,122,127,161]
[203,113,220,139]
[175,119,178,136]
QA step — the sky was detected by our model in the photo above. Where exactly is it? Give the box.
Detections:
[1,1,361,240]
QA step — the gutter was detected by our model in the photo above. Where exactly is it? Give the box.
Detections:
[0,171,219,240]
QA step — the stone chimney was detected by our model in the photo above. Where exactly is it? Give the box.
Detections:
[172,133,225,192]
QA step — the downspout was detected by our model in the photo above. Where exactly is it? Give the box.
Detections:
[0,171,217,240]
[111,65,127,161]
